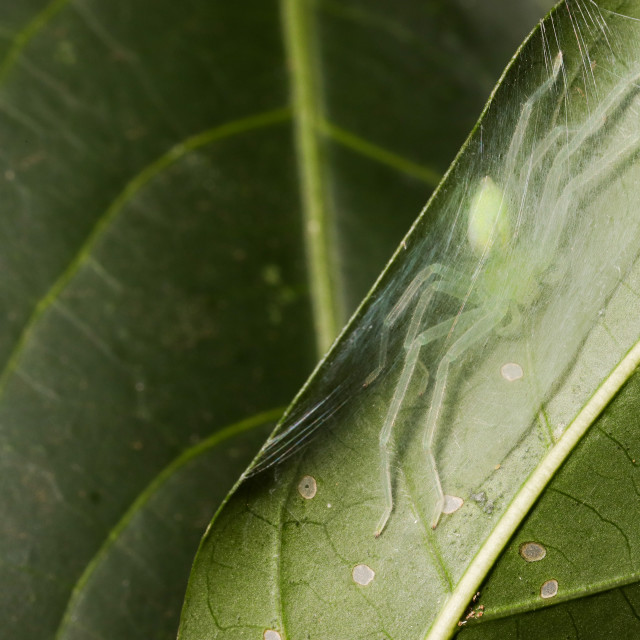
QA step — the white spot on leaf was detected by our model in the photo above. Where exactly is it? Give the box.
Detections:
[442,494,464,514]
[519,541,547,562]
[297,475,317,499]
[540,579,558,599]
[501,362,524,381]
[352,564,375,586]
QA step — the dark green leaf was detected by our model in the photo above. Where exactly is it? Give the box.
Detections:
[0,1,554,639]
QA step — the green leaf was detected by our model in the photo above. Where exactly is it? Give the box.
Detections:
[458,371,640,637]
[178,1,640,639]
[0,1,554,640]
[1,3,315,638]
[56,412,279,640]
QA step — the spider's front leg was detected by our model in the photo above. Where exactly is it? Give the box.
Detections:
[372,267,468,537]
[422,307,505,529]
[375,313,459,537]
[364,264,460,388]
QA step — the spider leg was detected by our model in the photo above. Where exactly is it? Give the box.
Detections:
[364,263,463,388]
[415,360,430,396]
[518,124,568,187]
[423,307,507,529]
[565,123,640,200]
[538,63,640,227]
[504,52,563,180]
[537,113,640,254]
[375,309,475,537]
[373,265,487,536]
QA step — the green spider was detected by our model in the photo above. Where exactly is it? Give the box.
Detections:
[368,49,640,536]
[247,43,640,538]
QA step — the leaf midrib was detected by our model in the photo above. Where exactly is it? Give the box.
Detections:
[425,340,640,640]
[281,0,342,357]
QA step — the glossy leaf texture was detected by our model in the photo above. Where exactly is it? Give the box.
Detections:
[179,2,640,640]
[0,1,552,639]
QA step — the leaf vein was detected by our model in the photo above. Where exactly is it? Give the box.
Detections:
[0,0,70,84]
[281,0,342,355]
[0,108,291,400]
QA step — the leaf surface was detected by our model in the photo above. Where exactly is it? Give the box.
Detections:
[179,2,640,640]
[458,372,640,638]
[0,0,552,639]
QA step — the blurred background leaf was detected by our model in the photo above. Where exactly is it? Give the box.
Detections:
[0,1,556,638]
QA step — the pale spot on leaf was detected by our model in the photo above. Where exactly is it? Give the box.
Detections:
[352,564,375,586]
[297,475,317,499]
[540,579,558,599]
[519,541,547,562]
[501,362,524,381]
[442,494,464,514]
